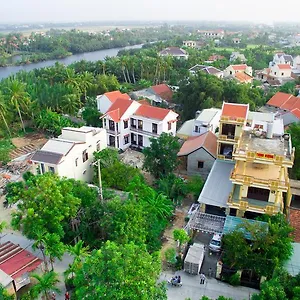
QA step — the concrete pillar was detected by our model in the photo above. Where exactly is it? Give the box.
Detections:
[200,203,206,213]
[225,207,230,216]
[236,209,245,217]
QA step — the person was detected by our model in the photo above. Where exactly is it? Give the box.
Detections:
[171,276,178,285]
[200,273,206,284]
[65,291,70,300]
[51,292,56,300]
[177,275,181,284]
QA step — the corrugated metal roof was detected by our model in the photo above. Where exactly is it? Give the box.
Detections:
[42,139,75,155]
[197,160,234,208]
[31,150,63,165]
[223,216,268,240]
[196,108,221,123]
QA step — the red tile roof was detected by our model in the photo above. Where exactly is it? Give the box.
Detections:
[235,72,253,83]
[231,64,247,71]
[134,104,177,120]
[291,108,300,119]
[151,84,173,102]
[267,92,294,108]
[104,91,130,103]
[208,55,225,61]
[137,99,150,106]
[106,98,133,122]
[289,208,300,242]
[0,241,42,279]
[221,102,249,119]
[277,64,291,70]
[178,131,217,157]
[281,96,299,111]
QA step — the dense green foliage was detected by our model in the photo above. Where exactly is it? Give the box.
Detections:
[73,241,166,300]
[222,214,293,278]
[0,139,15,164]
[0,284,14,300]
[143,133,181,179]
[287,123,300,180]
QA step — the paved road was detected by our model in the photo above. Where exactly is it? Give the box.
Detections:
[161,270,257,300]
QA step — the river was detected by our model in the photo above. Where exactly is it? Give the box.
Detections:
[0,44,143,80]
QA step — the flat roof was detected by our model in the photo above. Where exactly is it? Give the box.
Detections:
[196,108,221,123]
[41,139,75,155]
[198,160,234,208]
[176,119,195,137]
[238,130,291,157]
[247,111,275,122]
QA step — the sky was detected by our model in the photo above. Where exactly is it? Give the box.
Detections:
[1,0,300,24]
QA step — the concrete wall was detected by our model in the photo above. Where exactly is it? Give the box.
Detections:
[187,148,216,179]
[97,95,112,114]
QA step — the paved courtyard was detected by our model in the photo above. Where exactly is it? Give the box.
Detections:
[160,270,258,300]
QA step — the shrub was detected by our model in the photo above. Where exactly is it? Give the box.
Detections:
[228,273,240,286]
[165,248,177,265]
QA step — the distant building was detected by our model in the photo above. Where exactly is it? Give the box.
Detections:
[232,38,241,44]
[230,52,247,63]
[223,64,253,84]
[159,47,188,59]
[31,126,107,182]
[270,53,293,66]
[189,65,223,78]
[198,29,225,39]
[205,54,225,63]
[266,92,300,113]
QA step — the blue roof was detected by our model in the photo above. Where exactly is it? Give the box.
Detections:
[223,216,269,240]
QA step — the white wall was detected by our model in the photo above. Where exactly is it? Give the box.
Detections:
[96,95,112,114]
[270,66,291,78]
[35,129,107,183]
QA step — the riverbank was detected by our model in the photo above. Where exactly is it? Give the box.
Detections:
[0,44,144,80]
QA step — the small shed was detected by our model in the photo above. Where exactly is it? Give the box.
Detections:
[184,243,205,275]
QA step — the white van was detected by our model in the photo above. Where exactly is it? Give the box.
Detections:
[208,233,222,252]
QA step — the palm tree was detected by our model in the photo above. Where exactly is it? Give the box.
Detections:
[30,271,60,300]
[67,240,90,265]
[79,71,94,101]
[61,93,81,115]
[32,229,49,272]
[6,79,29,132]
[0,92,11,137]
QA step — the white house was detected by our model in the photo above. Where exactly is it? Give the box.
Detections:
[102,98,178,151]
[293,55,300,70]
[270,53,293,67]
[223,64,253,77]
[183,41,197,48]
[31,126,107,183]
[269,64,292,78]
[229,52,247,63]
[159,47,188,60]
[177,108,221,139]
[96,91,130,114]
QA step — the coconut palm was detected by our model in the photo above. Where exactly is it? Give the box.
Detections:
[0,92,11,137]
[79,71,94,101]
[5,79,29,132]
[30,271,60,300]
[61,93,81,115]
[67,240,90,265]
[32,229,49,272]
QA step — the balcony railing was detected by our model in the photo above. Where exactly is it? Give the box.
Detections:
[218,134,240,142]
[230,172,288,190]
[220,116,245,124]
[106,128,120,135]
[130,126,159,137]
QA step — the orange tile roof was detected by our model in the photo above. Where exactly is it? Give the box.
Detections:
[277,64,291,70]
[151,84,173,102]
[235,72,253,83]
[134,104,177,120]
[291,108,300,119]
[106,98,133,122]
[231,64,247,71]
[208,55,225,61]
[137,99,150,105]
[178,131,217,157]
[267,92,294,108]
[281,96,299,111]
[221,102,249,119]
[289,208,300,242]
[104,91,130,103]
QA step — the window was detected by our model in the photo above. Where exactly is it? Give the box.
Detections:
[124,135,129,144]
[230,71,232,75]
[168,122,172,131]
[48,166,55,173]
[195,126,199,133]
[131,118,136,128]
[75,158,78,167]
[138,120,143,130]
[82,150,88,163]
[152,123,158,134]
[138,135,143,146]
[124,120,128,129]
[131,133,137,145]
[198,161,204,169]
[40,163,45,174]
[281,72,284,76]
[96,140,101,151]
[109,120,115,131]
[274,72,277,75]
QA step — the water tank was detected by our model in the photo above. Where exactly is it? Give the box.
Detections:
[195,110,201,119]
[266,122,274,139]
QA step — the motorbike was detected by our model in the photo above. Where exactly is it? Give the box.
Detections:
[167,277,182,287]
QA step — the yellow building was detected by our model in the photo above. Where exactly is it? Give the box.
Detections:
[216,103,294,218]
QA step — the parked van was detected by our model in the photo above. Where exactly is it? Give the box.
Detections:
[208,233,222,252]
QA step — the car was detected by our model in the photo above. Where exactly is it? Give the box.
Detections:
[208,233,222,252]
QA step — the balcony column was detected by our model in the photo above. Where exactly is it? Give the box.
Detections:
[236,209,245,217]
[242,161,246,175]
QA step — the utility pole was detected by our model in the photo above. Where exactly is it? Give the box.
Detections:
[97,159,103,203]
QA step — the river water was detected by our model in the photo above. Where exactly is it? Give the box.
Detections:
[0,44,143,80]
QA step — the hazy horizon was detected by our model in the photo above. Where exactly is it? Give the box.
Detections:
[2,0,300,24]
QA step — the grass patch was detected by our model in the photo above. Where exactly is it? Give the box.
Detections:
[0,139,15,165]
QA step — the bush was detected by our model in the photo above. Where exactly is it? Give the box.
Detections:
[175,255,183,270]
[0,139,15,165]
[165,248,177,265]
[229,273,240,286]
[186,175,204,201]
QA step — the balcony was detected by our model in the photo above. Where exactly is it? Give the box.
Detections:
[218,134,240,143]
[106,128,120,135]
[227,185,282,215]
[220,116,245,125]
[130,126,159,137]
[230,161,289,191]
